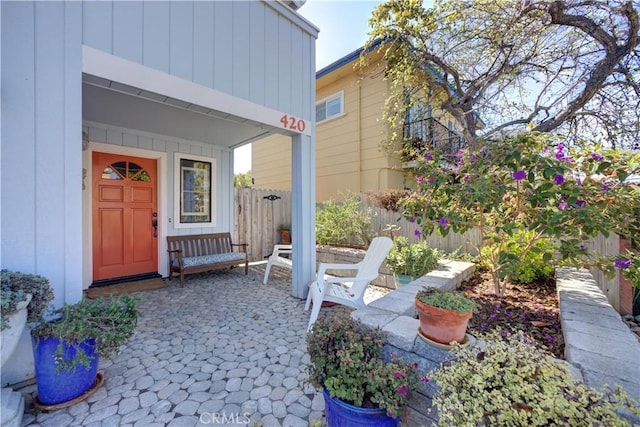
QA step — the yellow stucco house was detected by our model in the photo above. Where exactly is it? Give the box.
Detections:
[252,42,465,202]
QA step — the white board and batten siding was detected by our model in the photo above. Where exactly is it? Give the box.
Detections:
[81,1,316,121]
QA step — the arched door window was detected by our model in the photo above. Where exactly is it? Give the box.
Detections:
[101,161,150,182]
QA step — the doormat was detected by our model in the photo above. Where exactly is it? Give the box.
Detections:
[86,277,168,299]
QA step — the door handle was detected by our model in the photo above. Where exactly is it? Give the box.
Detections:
[152,212,158,238]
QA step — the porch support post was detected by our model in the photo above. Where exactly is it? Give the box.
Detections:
[291,133,316,299]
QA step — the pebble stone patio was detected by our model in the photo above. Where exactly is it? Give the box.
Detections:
[19,264,386,427]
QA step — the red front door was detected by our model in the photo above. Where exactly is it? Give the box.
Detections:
[92,152,158,281]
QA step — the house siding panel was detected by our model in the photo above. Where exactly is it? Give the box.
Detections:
[263,7,280,110]
[35,2,67,303]
[213,1,234,96]
[142,2,170,73]
[193,1,215,88]
[249,2,266,105]
[2,1,37,273]
[169,2,194,81]
[80,1,315,120]
[232,1,251,100]
[113,1,143,63]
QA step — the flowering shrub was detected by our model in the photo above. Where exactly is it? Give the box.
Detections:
[401,132,640,295]
[433,330,639,426]
[614,249,640,287]
[306,317,422,418]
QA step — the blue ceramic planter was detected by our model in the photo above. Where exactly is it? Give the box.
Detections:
[32,335,99,405]
[323,388,399,427]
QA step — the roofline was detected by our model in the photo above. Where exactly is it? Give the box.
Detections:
[316,39,384,79]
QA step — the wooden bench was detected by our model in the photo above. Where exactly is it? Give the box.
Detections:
[167,233,248,287]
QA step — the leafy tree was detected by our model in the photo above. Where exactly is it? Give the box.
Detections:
[366,0,640,149]
[234,170,252,188]
[400,133,640,296]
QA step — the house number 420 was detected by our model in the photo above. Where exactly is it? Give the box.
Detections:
[280,114,306,133]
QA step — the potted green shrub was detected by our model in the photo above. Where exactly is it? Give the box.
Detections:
[1,270,54,364]
[385,237,439,287]
[415,287,475,345]
[307,317,421,426]
[433,330,639,425]
[31,295,140,406]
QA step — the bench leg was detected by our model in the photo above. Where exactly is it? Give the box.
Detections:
[180,271,185,288]
[244,260,248,275]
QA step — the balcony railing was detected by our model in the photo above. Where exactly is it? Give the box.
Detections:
[402,117,466,161]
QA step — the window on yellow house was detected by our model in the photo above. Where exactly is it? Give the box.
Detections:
[316,91,344,123]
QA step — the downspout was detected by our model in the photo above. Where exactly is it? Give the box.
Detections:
[356,79,362,193]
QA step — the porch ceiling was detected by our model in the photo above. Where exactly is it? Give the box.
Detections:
[82,75,275,148]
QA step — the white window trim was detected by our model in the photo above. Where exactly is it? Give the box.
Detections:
[173,152,217,229]
[316,90,344,124]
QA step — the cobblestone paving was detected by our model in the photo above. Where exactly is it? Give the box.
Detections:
[21,264,388,427]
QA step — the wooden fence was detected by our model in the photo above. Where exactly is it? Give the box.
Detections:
[233,187,292,261]
[233,188,623,309]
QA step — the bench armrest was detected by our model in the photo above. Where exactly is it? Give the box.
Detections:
[231,243,248,253]
[167,249,184,266]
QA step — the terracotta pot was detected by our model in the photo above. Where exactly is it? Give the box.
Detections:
[415,297,472,345]
[279,230,291,244]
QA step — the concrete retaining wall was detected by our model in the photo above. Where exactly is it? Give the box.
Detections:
[556,267,640,403]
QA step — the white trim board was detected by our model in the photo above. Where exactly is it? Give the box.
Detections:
[82,45,311,137]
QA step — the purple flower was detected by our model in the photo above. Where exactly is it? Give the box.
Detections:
[489,313,497,319]
[438,217,448,227]
[602,183,609,192]
[591,153,604,161]
[579,244,587,253]
[558,201,568,211]
[428,176,435,185]
[464,175,471,183]
[512,170,526,181]
[394,372,404,379]
[469,154,477,163]
[408,217,416,223]
[395,385,409,397]
[455,150,464,158]
[615,258,631,269]
[553,174,564,185]
[425,153,433,162]
[575,200,586,208]
[481,148,488,157]
[414,228,422,238]
[421,376,429,384]
[416,175,425,184]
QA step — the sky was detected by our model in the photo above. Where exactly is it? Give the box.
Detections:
[233,0,383,174]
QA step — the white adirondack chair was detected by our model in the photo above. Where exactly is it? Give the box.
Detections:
[263,244,293,285]
[305,236,393,331]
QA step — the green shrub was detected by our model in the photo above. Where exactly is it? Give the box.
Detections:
[1,269,54,330]
[433,330,639,426]
[480,229,556,284]
[386,237,439,276]
[32,295,140,372]
[316,192,375,247]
